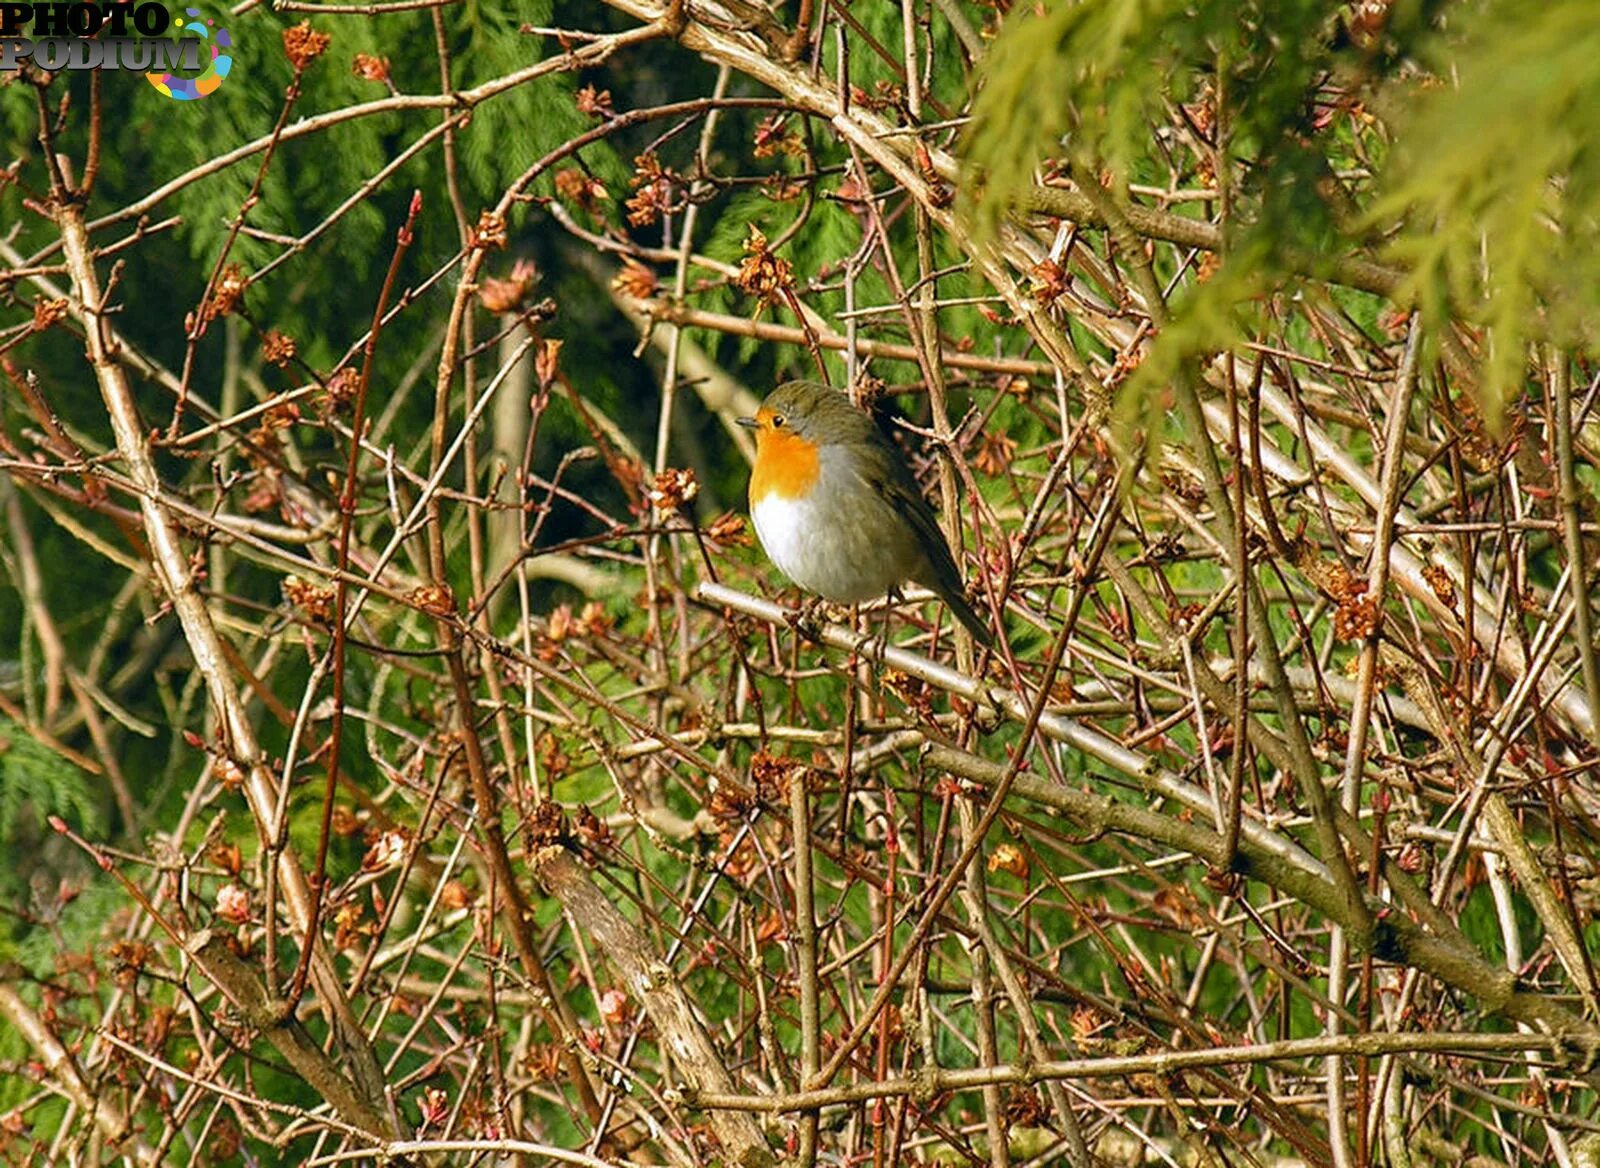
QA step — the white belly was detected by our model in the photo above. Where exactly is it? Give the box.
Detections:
[751,491,903,603]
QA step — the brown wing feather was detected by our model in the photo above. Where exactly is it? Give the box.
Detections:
[862,437,995,647]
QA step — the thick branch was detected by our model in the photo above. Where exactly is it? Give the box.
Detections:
[0,982,144,1160]
[184,931,393,1142]
[50,194,401,1139]
[925,745,1600,1053]
[532,848,778,1168]
[689,1030,1568,1113]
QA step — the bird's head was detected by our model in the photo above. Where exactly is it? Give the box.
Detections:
[736,380,859,446]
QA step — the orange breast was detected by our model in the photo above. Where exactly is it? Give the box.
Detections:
[750,428,821,502]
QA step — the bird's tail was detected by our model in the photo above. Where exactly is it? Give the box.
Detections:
[941,586,995,649]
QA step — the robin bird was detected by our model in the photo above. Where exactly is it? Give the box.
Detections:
[737,380,995,648]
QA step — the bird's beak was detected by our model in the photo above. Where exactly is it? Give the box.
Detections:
[735,416,758,429]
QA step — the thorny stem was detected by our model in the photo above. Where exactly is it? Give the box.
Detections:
[1553,353,1600,757]
[169,67,311,437]
[287,192,421,1010]
[1326,321,1419,1168]
[687,1030,1583,1114]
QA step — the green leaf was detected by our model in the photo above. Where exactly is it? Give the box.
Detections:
[0,718,101,845]
[1368,0,1600,429]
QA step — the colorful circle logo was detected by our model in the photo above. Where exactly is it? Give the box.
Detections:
[146,8,232,100]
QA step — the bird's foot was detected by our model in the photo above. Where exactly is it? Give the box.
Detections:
[783,596,828,643]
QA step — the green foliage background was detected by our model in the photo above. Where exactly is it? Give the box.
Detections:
[963,0,1600,426]
[0,0,1597,1161]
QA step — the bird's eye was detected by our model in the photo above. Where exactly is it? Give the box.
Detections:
[771,414,787,428]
